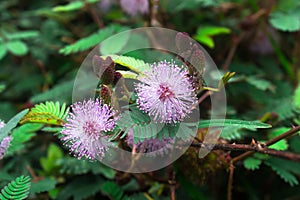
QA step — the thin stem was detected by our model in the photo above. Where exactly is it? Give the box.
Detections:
[191,142,300,162]
[231,125,300,163]
[169,165,176,200]
[85,2,104,28]
[227,164,234,200]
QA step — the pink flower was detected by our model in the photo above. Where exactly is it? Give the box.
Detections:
[126,128,174,156]
[136,60,197,123]
[61,99,117,160]
[0,120,11,160]
[120,0,149,16]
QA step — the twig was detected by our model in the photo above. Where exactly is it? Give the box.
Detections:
[225,125,300,199]
[222,34,243,71]
[169,165,176,200]
[231,125,300,163]
[85,2,104,28]
[197,91,211,104]
[265,125,300,146]
[149,0,161,26]
[227,163,234,200]
[191,142,300,162]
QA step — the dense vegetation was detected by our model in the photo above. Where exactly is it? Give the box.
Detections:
[1,0,300,199]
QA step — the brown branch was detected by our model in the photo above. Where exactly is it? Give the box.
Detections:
[231,125,300,163]
[227,164,234,200]
[222,33,243,71]
[85,1,104,29]
[197,90,212,104]
[190,141,300,162]
[265,125,300,146]
[169,165,176,200]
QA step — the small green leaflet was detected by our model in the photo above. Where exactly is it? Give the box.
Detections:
[52,0,99,12]
[104,55,151,74]
[244,157,262,171]
[194,26,231,48]
[0,109,29,142]
[198,119,271,129]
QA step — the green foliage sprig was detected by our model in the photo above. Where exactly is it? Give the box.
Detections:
[0,176,31,200]
[20,101,69,126]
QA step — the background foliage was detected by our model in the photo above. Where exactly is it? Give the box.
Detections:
[1,0,300,199]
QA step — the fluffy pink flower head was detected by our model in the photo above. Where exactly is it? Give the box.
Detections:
[136,60,197,123]
[61,99,117,160]
[126,128,174,156]
[120,0,149,16]
[0,120,11,160]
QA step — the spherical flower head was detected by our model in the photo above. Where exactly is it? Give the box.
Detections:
[120,0,149,16]
[136,60,197,123]
[0,136,11,160]
[126,128,174,156]
[61,99,117,160]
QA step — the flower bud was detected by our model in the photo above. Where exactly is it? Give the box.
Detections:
[92,55,115,85]
[100,86,112,105]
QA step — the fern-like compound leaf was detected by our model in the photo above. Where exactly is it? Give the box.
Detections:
[103,55,151,74]
[0,175,31,200]
[20,101,69,126]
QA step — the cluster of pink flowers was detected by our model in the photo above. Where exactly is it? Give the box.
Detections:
[61,60,197,160]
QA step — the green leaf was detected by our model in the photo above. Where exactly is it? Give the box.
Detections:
[220,126,248,140]
[267,127,290,151]
[176,123,196,141]
[269,140,288,151]
[294,83,300,107]
[269,11,300,32]
[57,157,115,179]
[194,26,231,48]
[265,97,298,121]
[246,76,273,91]
[30,178,56,195]
[30,80,73,103]
[52,0,99,12]
[100,30,130,55]
[198,119,271,129]
[244,157,262,170]
[59,25,128,55]
[0,109,29,142]
[6,31,39,40]
[194,35,214,48]
[0,175,31,200]
[20,101,69,125]
[265,158,300,186]
[0,42,7,60]
[116,70,138,79]
[101,182,124,200]
[174,0,219,11]
[40,143,64,174]
[57,176,104,200]
[6,123,43,156]
[6,40,28,56]
[0,84,5,93]
[106,55,151,74]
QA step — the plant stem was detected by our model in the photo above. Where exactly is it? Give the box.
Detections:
[191,142,300,162]
[227,163,234,200]
[232,125,300,163]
